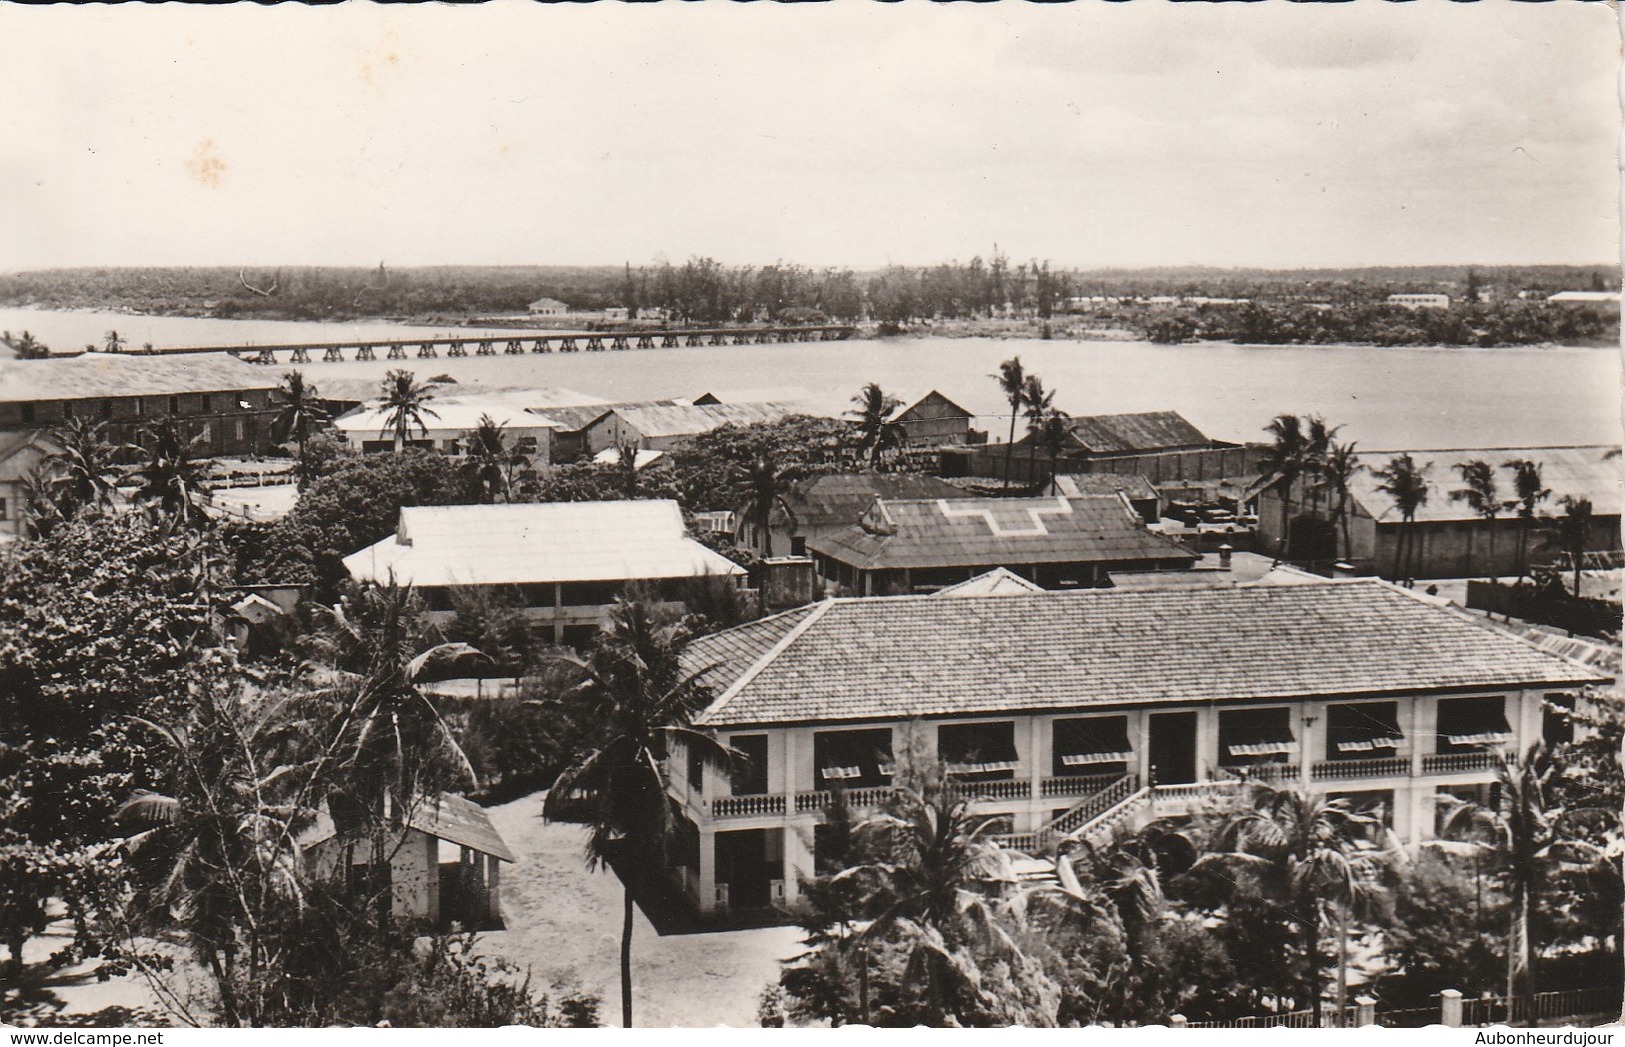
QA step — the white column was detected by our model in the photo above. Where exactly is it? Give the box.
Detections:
[1410,696,1432,777]
[698,829,717,913]
[1029,716,1045,804]
[1514,690,1542,751]
[1134,710,1151,785]
[1298,704,1315,787]
[1194,707,1218,783]
[781,828,812,907]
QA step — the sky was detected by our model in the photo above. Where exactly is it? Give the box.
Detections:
[1,2,1619,272]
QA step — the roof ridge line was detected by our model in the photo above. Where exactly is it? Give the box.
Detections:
[1401,583,1622,676]
[697,599,836,722]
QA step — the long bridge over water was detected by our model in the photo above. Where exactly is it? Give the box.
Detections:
[149,324,857,365]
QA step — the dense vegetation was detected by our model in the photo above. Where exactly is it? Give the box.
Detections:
[2,376,1620,1028]
[2,260,1613,347]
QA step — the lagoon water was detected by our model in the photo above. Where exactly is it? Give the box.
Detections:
[2,306,1619,451]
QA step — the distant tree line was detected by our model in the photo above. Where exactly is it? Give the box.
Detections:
[1135,298,1614,348]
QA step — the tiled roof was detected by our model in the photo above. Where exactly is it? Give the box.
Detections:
[1349,445,1623,522]
[1063,411,1210,454]
[781,472,964,530]
[343,500,744,587]
[1055,472,1159,501]
[601,402,811,440]
[931,567,1046,597]
[684,580,1610,727]
[808,495,1197,571]
[0,352,278,402]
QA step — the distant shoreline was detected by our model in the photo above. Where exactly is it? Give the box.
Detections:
[0,303,1614,354]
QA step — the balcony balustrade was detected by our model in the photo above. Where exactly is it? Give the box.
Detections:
[709,794,787,818]
[1421,750,1504,775]
[1040,773,1120,798]
[1311,757,1410,781]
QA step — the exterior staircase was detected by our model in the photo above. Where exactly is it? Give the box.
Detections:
[992,773,1142,855]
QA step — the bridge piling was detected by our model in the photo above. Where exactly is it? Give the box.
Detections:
[387,345,407,360]
[356,345,376,361]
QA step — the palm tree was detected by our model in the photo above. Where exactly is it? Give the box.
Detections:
[44,416,126,519]
[1541,496,1594,598]
[1021,375,1056,490]
[1302,415,1340,517]
[1450,459,1504,579]
[1321,440,1361,563]
[114,681,318,1027]
[1371,453,1430,582]
[378,370,438,453]
[1435,745,1609,1024]
[103,330,126,354]
[271,371,330,457]
[612,441,641,499]
[133,419,211,528]
[1260,415,1307,560]
[847,383,905,467]
[539,599,725,1028]
[1504,459,1551,580]
[1035,411,1072,494]
[992,357,1026,489]
[462,414,526,503]
[10,330,48,359]
[305,580,487,842]
[831,773,1074,1026]
[727,451,803,558]
[1192,783,1386,1025]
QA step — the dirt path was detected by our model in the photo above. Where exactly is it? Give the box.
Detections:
[479,793,803,1028]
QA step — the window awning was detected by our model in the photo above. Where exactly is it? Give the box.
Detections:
[1228,739,1298,757]
[947,759,1019,774]
[938,721,1018,769]
[1443,728,1512,747]
[1329,703,1406,754]
[1221,708,1296,759]
[1437,698,1513,748]
[1056,717,1132,766]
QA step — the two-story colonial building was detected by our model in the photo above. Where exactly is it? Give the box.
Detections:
[0,352,280,457]
[666,578,1608,915]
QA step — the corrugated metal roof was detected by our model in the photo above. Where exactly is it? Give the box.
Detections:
[1062,411,1210,454]
[684,580,1609,727]
[334,402,557,434]
[782,473,964,530]
[808,495,1197,571]
[688,387,815,405]
[300,792,515,862]
[603,402,808,440]
[343,500,744,587]
[1351,445,1622,523]
[0,352,278,402]
[1055,472,1159,501]
[885,389,975,423]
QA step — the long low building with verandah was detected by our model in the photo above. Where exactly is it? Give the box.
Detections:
[342,500,746,645]
[663,576,1608,915]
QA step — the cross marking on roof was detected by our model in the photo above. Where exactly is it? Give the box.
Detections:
[935,495,1074,537]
